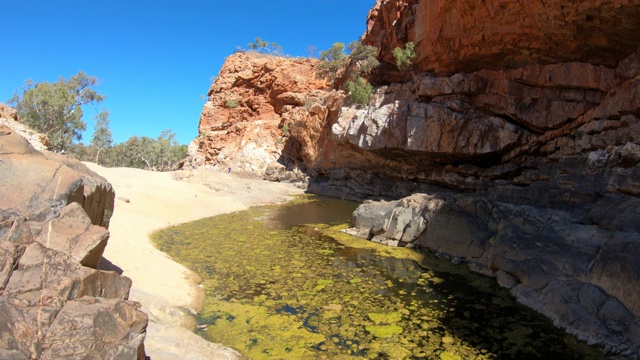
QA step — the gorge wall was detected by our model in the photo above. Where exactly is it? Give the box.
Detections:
[194,0,640,357]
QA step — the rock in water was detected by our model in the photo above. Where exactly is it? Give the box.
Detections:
[349,192,640,356]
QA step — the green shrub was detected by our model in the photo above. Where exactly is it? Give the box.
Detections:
[247,37,283,55]
[392,42,417,71]
[102,209,112,227]
[316,41,379,90]
[225,99,239,108]
[347,77,374,105]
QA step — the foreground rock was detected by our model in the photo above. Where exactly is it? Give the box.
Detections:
[0,120,147,359]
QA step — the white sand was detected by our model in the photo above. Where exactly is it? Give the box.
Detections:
[84,163,304,359]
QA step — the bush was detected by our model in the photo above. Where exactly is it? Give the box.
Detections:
[392,42,417,71]
[346,77,374,105]
[225,99,239,108]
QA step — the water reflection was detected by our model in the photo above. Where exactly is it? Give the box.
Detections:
[153,195,603,360]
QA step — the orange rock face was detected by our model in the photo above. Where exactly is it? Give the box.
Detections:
[364,0,640,74]
[193,52,328,172]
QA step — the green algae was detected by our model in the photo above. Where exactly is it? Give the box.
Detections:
[153,195,605,360]
[365,324,404,338]
[367,312,402,324]
[315,223,425,262]
[440,351,463,360]
[200,299,324,359]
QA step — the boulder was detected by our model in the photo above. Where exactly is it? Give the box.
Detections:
[0,125,115,229]
[40,297,147,360]
[0,111,147,359]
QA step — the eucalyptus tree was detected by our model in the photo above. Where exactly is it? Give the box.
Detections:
[8,71,105,152]
[90,110,112,165]
[316,42,347,88]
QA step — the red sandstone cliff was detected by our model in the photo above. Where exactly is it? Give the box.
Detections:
[192,53,328,173]
[363,0,640,75]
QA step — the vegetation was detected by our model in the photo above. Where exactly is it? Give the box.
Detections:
[90,109,113,164]
[316,42,348,88]
[8,71,105,152]
[102,209,112,228]
[247,37,283,55]
[344,42,379,105]
[225,99,239,108]
[69,129,188,171]
[346,76,374,105]
[393,42,418,92]
[8,72,188,171]
[306,45,318,59]
[392,42,417,71]
[316,41,379,106]
[346,41,379,79]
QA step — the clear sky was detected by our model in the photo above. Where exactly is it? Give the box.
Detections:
[1,1,375,145]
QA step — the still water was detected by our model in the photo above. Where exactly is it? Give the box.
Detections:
[153,195,603,359]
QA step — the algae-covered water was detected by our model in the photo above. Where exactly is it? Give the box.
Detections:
[153,195,603,360]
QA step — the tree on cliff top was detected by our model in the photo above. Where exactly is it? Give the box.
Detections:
[8,71,105,152]
[316,42,348,88]
[316,41,379,105]
[247,37,283,55]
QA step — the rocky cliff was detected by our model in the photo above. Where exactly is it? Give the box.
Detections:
[363,0,640,75]
[0,107,147,359]
[191,52,328,176]
[195,0,640,357]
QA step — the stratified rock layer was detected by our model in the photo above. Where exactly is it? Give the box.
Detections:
[0,119,147,359]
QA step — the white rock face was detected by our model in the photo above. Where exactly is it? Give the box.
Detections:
[0,115,49,152]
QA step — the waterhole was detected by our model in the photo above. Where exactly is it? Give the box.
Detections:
[152,195,603,359]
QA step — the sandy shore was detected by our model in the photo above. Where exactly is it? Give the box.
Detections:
[84,163,305,359]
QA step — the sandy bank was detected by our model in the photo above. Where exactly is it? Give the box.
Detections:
[84,163,304,359]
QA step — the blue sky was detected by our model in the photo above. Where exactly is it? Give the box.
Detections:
[1,1,375,145]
